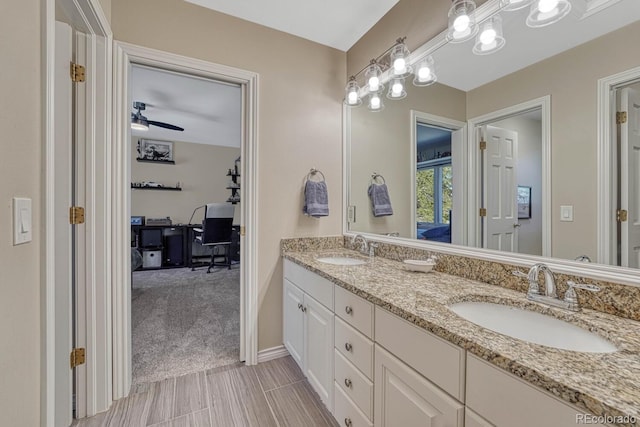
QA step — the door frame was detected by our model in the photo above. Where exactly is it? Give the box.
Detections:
[112,41,260,399]
[44,0,112,424]
[410,111,467,244]
[467,96,551,256]
[597,65,640,265]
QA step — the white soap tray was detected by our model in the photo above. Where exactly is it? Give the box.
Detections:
[403,259,436,273]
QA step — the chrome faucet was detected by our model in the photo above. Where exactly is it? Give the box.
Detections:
[351,234,368,254]
[512,263,600,312]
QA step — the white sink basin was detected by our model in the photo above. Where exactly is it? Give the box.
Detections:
[316,256,368,266]
[449,301,617,353]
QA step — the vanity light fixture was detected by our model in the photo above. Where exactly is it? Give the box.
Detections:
[473,15,506,55]
[365,60,384,93]
[344,76,363,107]
[368,92,385,112]
[387,77,407,100]
[526,0,572,28]
[447,0,479,43]
[500,0,536,11]
[412,55,438,87]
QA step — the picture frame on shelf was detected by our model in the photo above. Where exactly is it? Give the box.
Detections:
[517,185,532,219]
[136,139,174,163]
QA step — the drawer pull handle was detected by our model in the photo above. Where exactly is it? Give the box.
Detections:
[345,306,353,315]
[344,378,352,388]
[344,418,353,427]
[344,342,353,352]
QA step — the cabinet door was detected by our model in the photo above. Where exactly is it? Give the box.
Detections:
[304,294,334,412]
[374,345,464,427]
[283,279,305,369]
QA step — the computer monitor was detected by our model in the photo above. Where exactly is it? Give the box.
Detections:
[139,228,162,248]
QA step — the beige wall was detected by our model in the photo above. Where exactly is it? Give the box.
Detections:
[349,83,466,237]
[0,1,41,426]
[97,0,111,24]
[467,21,640,260]
[112,0,345,350]
[131,138,240,224]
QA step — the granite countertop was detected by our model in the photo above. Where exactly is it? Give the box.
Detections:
[282,248,640,426]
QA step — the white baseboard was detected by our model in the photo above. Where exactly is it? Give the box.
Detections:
[257,345,290,363]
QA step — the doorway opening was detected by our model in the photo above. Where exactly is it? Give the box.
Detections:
[129,65,244,384]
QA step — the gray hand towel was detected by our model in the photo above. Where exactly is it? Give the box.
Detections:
[303,180,329,217]
[368,183,393,217]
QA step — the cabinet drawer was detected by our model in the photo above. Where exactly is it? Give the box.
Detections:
[335,317,374,380]
[375,307,465,401]
[334,349,373,420]
[284,259,333,310]
[465,408,495,427]
[334,382,373,427]
[335,285,374,339]
[466,354,609,427]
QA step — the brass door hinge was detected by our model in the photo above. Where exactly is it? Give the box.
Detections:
[70,206,85,224]
[70,348,86,369]
[616,111,628,125]
[240,226,246,236]
[617,209,628,222]
[70,62,86,82]
[479,208,487,217]
[479,139,487,150]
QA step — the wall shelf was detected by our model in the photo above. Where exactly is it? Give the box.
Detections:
[131,185,182,191]
[136,158,175,165]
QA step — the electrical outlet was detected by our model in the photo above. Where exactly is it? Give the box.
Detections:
[348,205,356,223]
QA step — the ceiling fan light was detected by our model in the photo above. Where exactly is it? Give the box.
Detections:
[526,0,571,28]
[344,77,362,107]
[131,116,149,131]
[447,0,479,43]
[473,15,506,55]
[499,0,536,11]
[412,56,437,87]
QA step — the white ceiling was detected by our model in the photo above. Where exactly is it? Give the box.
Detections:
[184,0,399,51]
[432,0,640,91]
[131,65,241,148]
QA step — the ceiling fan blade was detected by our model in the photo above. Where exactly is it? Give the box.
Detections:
[147,120,184,131]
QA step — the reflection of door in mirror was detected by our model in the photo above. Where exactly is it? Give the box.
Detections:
[478,110,543,256]
[617,85,640,268]
[411,112,466,245]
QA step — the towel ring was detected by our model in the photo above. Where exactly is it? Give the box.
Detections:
[371,173,386,185]
[307,168,326,182]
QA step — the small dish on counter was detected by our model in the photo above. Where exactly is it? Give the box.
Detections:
[403,259,436,273]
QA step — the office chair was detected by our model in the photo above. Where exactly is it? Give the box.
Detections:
[193,203,235,273]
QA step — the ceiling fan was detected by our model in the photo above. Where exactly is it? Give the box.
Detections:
[131,101,184,131]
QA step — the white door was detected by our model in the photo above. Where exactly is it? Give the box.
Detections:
[304,295,334,412]
[374,345,464,427]
[283,279,305,369]
[620,87,640,268]
[483,125,519,252]
[54,21,74,427]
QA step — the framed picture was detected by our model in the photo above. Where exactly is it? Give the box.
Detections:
[517,186,532,219]
[137,139,174,163]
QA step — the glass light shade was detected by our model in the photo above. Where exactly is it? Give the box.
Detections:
[386,77,407,100]
[499,0,535,11]
[526,0,571,28]
[447,0,479,43]
[412,56,437,87]
[131,116,149,131]
[365,62,384,93]
[368,93,385,112]
[344,78,362,107]
[390,42,413,78]
[473,15,506,55]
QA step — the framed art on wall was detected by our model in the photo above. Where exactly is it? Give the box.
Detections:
[136,139,174,163]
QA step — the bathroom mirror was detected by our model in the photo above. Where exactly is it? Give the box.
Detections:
[346,0,640,270]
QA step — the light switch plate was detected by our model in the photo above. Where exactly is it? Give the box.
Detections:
[13,197,32,245]
[347,205,356,223]
[560,205,574,222]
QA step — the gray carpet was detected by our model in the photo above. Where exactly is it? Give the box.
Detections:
[131,266,240,385]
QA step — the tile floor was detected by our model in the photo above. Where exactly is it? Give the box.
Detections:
[73,356,338,427]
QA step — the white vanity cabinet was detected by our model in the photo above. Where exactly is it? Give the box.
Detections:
[283,260,334,412]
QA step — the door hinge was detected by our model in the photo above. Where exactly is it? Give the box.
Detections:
[70,206,85,224]
[617,209,628,222]
[616,111,628,125]
[479,208,487,217]
[479,139,487,150]
[240,226,246,236]
[70,62,86,82]
[70,348,86,369]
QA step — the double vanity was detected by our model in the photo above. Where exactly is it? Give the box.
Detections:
[281,237,640,427]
